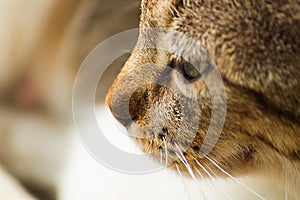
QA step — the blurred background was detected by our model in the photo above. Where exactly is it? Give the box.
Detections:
[0,0,140,199]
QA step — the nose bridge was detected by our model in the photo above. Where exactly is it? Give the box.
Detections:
[107,51,162,102]
[106,45,174,125]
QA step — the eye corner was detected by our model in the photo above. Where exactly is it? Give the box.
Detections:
[168,54,183,69]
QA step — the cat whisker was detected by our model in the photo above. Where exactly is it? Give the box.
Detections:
[203,163,217,177]
[145,139,153,154]
[195,159,214,181]
[195,167,232,200]
[175,163,193,200]
[174,142,196,179]
[194,160,223,199]
[162,137,168,167]
[204,154,266,200]
[174,142,206,199]
[202,162,233,200]
[194,167,204,179]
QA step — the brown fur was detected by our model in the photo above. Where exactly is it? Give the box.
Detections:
[106,0,300,198]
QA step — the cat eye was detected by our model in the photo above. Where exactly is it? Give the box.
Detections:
[169,55,210,81]
[182,62,202,80]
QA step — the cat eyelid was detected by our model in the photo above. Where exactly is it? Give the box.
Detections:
[162,30,214,80]
[168,54,212,81]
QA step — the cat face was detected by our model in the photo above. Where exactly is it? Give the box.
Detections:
[106,0,300,181]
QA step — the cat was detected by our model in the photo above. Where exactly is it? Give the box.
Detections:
[106,0,300,199]
[1,0,299,199]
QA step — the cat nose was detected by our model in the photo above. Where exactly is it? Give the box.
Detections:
[111,111,132,128]
[106,90,132,128]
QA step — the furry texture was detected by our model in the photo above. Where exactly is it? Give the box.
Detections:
[107,0,300,199]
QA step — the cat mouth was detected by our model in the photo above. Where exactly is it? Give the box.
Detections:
[108,94,259,178]
[122,120,257,178]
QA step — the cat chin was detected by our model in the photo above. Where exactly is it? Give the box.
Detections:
[58,106,298,200]
[59,140,290,200]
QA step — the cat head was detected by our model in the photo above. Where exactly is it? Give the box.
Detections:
[106,0,300,179]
